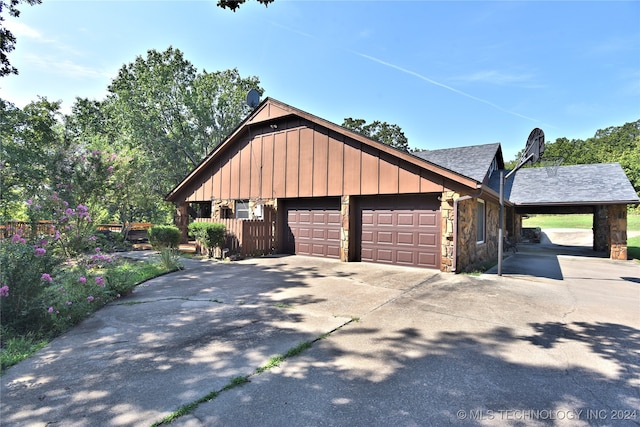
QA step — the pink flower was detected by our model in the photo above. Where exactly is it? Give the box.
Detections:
[107,166,114,173]
[54,230,61,241]
[87,296,94,302]
[11,234,25,244]
[95,276,105,287]
[65,301,72,306]
[78,276,87,284]
[65,208,74,215]
[48,307,54,313]
[0,285,9,297]
[41,273,53,282]
[34,247,46,257]
[95,247,101,253]
[26,199,33,205]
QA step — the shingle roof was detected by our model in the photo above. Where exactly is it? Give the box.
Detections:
[489,163,640,205]
[414,143,501,183]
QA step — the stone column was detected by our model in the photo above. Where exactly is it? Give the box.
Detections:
[608,204,628,260]
[340,195,351,262]
[175,202,189,243]
[440,191,456,272]
[593,206,609,252]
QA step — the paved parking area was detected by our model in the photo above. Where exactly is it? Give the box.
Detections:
[1,245,639,426]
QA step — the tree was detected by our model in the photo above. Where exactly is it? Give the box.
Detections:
[342,117,410,152]
[217,0,273,12]
[107,47,263,196]
[0,0,41,77]
[0,97,64,219]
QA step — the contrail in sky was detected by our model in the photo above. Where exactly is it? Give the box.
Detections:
[268,20,550,126]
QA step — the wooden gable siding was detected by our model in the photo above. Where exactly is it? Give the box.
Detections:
[184,118,447,202]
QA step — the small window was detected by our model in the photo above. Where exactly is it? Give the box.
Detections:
[236,200,250,219]
[477,199,486,243]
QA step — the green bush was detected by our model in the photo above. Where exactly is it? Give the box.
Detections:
[188,222,226,258]
[148,225,181,249]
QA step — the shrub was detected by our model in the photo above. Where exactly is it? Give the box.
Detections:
[148,225,181,250]
[0,233,59,333]
[159,248,184,271]
[188,222,226,258]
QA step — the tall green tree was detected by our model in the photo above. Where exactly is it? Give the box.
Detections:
[342,117,410,152]
[0,97,63,219]
[107,47,262,195]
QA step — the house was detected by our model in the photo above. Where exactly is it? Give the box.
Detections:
[166,98,639,271]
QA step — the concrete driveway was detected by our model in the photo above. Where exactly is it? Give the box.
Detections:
[1,243,639,426]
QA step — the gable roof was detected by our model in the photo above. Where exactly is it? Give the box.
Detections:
[489,163,640,205]
[413,143,503,183]
[167,98,482,202]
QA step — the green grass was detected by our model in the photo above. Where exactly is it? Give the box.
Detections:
[628,236,640,262]
[523,214,640,262]
[523,213,640,231]
[0,334,48,371]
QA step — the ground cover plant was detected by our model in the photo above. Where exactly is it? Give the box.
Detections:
[0,196,173,373]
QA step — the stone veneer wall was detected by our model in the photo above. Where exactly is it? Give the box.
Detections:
[455,197,500,272]
[608,204,628,260]
[440,192,456,272]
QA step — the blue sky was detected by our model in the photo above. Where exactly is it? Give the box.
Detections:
[3,0,639,161]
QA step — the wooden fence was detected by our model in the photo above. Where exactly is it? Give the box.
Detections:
[1,221,152,240]
[194,207,275,257]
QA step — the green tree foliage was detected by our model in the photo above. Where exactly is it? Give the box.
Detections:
[217,0,273,12]
[107,47,262,195]
[0,97,64,220]
[541,120,640,195]
[342,117,410,152]
[0,0,41,77]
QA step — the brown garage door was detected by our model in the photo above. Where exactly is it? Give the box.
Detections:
[284,198,341,259]
[358,195,441,269]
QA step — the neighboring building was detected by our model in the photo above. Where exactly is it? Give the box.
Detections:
[166,98,639,271]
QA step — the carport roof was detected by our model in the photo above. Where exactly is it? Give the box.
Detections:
[490,162,640,205]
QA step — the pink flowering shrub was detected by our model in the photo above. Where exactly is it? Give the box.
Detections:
[0,233,58,332]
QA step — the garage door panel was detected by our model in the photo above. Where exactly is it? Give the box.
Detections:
[419,213,437,226]
[397,214,415,226]
[377,231,394,244]
[396,251,416,265]
[378,214,394,225]
[418,233,437,246]
[359,195,441,269]
[285,198,341,259]
[397,232,415,245]
[327,229,341,240]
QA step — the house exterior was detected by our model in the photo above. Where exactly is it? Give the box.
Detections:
[166,98,639,272]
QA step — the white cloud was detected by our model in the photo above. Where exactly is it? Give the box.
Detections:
[23,53,108,79]
[449,70,542,88]
[4,19,44,40]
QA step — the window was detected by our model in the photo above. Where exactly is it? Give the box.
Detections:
[235,200,250,219]
[476,199,486,243]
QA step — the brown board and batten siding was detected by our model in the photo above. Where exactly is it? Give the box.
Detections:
[182,119,458,202]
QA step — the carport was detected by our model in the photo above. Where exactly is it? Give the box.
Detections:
[493,163,640,260]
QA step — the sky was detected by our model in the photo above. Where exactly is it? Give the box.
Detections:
[2,0,639,161]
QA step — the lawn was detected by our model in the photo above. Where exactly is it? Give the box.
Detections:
[523,213,640,262]
[523,213,640,231]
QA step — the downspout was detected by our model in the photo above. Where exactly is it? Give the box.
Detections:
[452,187,484,273]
